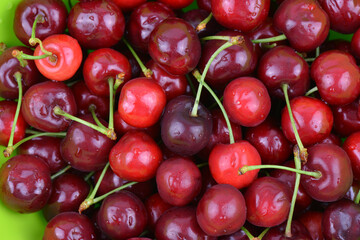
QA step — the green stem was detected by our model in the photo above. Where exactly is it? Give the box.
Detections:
[84,171,95,182]
[304,58,316,62]
[108,77,115,131]
[305,86,318,96]
[28,15,52,56]
[355,189,360,205]
[208,96,223,110]
[51,165,71,180]
[89,105,106,129]
[196,12,213,32]
[251,34,287,44]
[241,227,255,240]
[316,47,320,58]
[196,162,209,169]
[258,228,270,240]
[122,38,152,78]
[193,69,235,144]
[114,73,125,93]
[200,36,231,42]
[92,181,137,205]
[185,74,197,97]
[12,49,55,68]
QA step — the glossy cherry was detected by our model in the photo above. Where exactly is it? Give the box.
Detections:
[0,154,51,213]
[144,193,173,230]
[297,211,324,240]
[351,27,360,58]
[197,0,211,12]
[342,131,360,181]
[263,220,311,240]
[332,99,360,137]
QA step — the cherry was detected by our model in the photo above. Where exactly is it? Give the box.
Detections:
[0,46,41,100]
[301,143,353,202]
[158,0,194,9]
[262,220,311,240]
[223,77,271,127]
[144,193,173,231]
[351,27,360,58]
[211,0,270,32]
[316,132,341,146]
[43,173,90,221]
[281,96,333,147]
[322,199,360,239]
[148,17,201,75]
[311,50,360,106]
[97,191,148,240]
[67,0,125,49]
[181,9,222,38]
[160,95,213,157]
[0,154,51,213]
[198,0,211,12]
[43,212,96,240]
[297,211,324,240]
[126,2,175,53]
[342,131,360,181]
[13,0,67,47]
[209,140,261,189]
[18,136,66,174]
[111,0,146,12]
[345,180,360,202]
[273,0,330,52]
[109,130,162,182]
[60,114,115,172]
[21,81,77,132]
[332,99,360,137]
[156,157,201,206]
[118,77,166,128]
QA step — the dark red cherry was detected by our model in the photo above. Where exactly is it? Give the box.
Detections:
[311,50,360,106]
[281,96,333,147]
[211,0,270,32]
[21,81,77,132]
[111,0,146,12]
[342,131,360,181]
[60,114,115,172]
[18,136,66,174]
[197,0,211,12]
[43,212,96,240]
[158,0,194,9]
[257,45,310,99]
[148,17,201,75]
[0,155,51,213]
[126,2,175,52]
[274,0,330,52]
[316,132,341,146]
[156,157,201,206]
[332,99,360,137]
[97,191,148,240]
[0,46,41,100]
[181,9,222,38]
[145,193,173,230]
[351,27,360,58]
[0,101,27,146]
[263,220,311,240]
[302,143,353,202]
[67,0,125,49]
[298,211,324,240]
[322,199,360,239]
[43,173,90,221]
[13,0,67,47]
[345,180,360,201]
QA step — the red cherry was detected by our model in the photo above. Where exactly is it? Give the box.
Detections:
[158,0,194,9]
[111,0,146,12]
[342,131,360,181]
[144,193,173,231]
[297,211,324,240]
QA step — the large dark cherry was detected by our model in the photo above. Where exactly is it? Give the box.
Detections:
[263,220,311,240]
[297,211,324,240]
[0,155,51,213]
[161,95,212,157]
[60,114,115,172]
[148,17,201,76]
[332,99,360,137]
[0,46,41,100]
[13,0,67,46]
[21,81,77,132]
[343,131,360,181]
[67,0,125,49]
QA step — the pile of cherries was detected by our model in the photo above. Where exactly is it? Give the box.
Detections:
[1,0,360,239]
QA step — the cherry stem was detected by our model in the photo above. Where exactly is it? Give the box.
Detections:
[304,57,316,62]
[239,164,322,179]
[191,36,244,118]
[29,14,53,57]
[316,47,320,57]
[108,77,115,131]
[305,86,318,96]
[355,189,360,205]
[201,35,232,42]
[185,74,197,97]
[193,69,235,144]
[114,73,125,93]
[281,83,308,163]
[6,72,23,154]
[12,49,55,68]
[89,105,106,129]
[258,228,270,239]
[3,131,66,158]
[84,171,95,182]
[251,34,287,44]
[208,96,223,110]
[51,165,71,180]
[53,106,116,140]
[196,12,213,32]
[196,162,209,169]
[122,38,152,78]
[0,42,6,54]
[241,226,255,240]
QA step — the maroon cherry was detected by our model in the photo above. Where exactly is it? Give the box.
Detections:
[332,99,360,137]
[263,220,311,240]
[297,211,324,240]
[0,154,51,213]
[351,27,360,58]
[345,180,360,201]
[342,131,360,181]
[316,132,341,146]
[144,193,173,231]
[197,0,211,12]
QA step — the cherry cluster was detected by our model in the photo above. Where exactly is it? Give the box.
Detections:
[0,0,360,239]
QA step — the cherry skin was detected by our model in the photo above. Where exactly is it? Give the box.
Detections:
[273,0,330,52]
[345,180,360,201]
[0,155,51,213]
[18,136,66,174]
[60,115,115,172]
[13,0,67,47]
[223,77,271,127]
[118,77,166,128]
[209,140,261,189]
[297,211,324,240]
[302,143,353,202]
[211,0,270,32]
[351,27,360,58]
[126,2,175,52]
[0,46,41,100]
[158,0,194,9]
[332,99,360,137]
[144,193,173,230]
[67,0,125,49]
[0,101,27,146]
[21,81,77,132]
[311,50,360,105]
[148,17,201,76]
[43,173,90,221]
[156,157,201,206]
[245,176,291,227]
[111,0,146,12]
[196,184,247,237]
[316,132,341,146]
[281,96,333,147]
[198,0,211,12]
[263,220,311,240]
[43,212,96,240]
[342,131,360,181]
[97,191,148,240]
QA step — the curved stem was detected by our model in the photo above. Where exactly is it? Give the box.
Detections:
[122,38,152,78]
[251,34,287,44]
[28,14,53,56]
[12,49,54,68]
[193,69,235,144]
[51,165,71,180]
[114,73,125,93]
[89,105,106,129]
[305,86,318,96]
[355,189,360,205]
[281,84,307,163]
[196,12,213,32]
[241,227,255,240]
